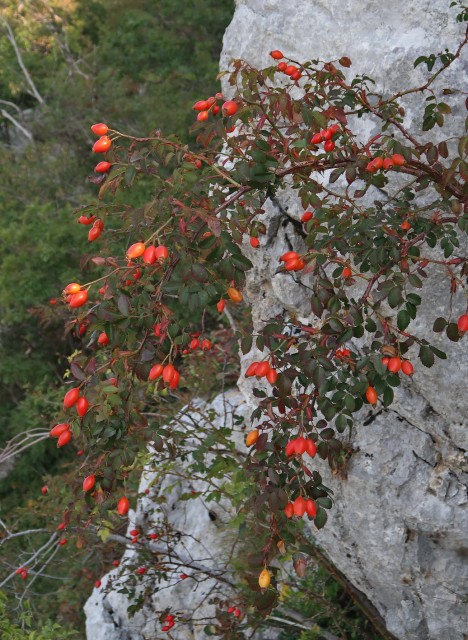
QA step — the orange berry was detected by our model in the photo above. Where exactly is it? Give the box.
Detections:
[245,429,259,447]
[222,100,238,116]
[387,357,402,373]
[391,153,406,166]
[148,364,164,380]
[117,496,130,516]
[401,360,414,376]
[91,123,108,136]
[227,287,243,303]
[83,474,96,492]
[270,50,284,60]
[365,386,378,405]
[92,136,112,153]
[293,496,306,517]
[95,161,111,173]
[69,290,88,308]
[127,242,146,260]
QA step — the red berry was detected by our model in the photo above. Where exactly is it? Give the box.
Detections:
[255,361,270,378]
[322,129,332,141]
[88,225,102,242]
[83,475,96,492]
[311,132,323,145]
[91,123,108,136]
[305,499,317,518]
[401,360,414,376]
[57,523,66,531]
[154,245,169,261]
[245,362,259,377]
[285,440,297,456]
[94,579,102,588]
[284,65,297,76]
[294,437,307,455]
[97,332,109,346]
[324,139,335,152]
[180,573,188,579]
[117,496,130,516]
[280,251,299,262]
[92,136,112,153]
[372,156,384,170]
[201,339,212,351]
[78,215,96,225]
[69,290,88,308]
[305,438,317,457]
[197,110,209,122]
[41,485,48,495]
[233,609,241,618]
[76,397,90,417]
[95,161,111,173]
[249,236,260,248]
[217,299,225,313]
[400,221,411,231]
[63,387,80,409]
[383,157,394,170]
[277,62,287,72]
[127,242,146,260]
[270,50,284,60]
[365,386,378,405]
[222,100,238,116]
[284,503,294,518]
[293,496,306,517]
[458,314,468,333]
[59,538,68,546]
[391,153,406,166]
[57,430,72,447]
[193,100,209,111]
[162,364,176,384]
[149,364,164,381]
[387,357,402,373]
[301,211,313,223]
[342,266,352,278]
[266,368,278,384]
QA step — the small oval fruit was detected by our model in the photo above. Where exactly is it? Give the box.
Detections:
[457,314,468,333]
[142,246,157,264]
[127,242,146,259]
[193,100,209,111]
[400,221,411,231]
[301,211,313,223]
[342,266,352,278]
[216,299,225,313]
[95,161,111,173]
[169,370,180,389]
[69,290,88,308]
[83,474,96,492]
[266,368,278,384]
[92,136,112,153]
[222,100,238,116]
[245,429,259,447]
[258,568,271,589]
[162,364,176,384]
[41,485,48,495]
[387,357,402,373]
[149,364,164,380]
[372,156,384,170]
[227,287,243,303]
[293,496,306,517]
[249,237,260,248]
[270,50,284,59]
[324,139,335,152]
[255,361,270,377]
[401,360,414,376]
[295,437,307,455]
[88,225,102,242]
[245,362,259,377]
[280,251,299,262]
[391,153,406,166]
[76,397,90,417]
[284,503,294,518]
[97,332,109,346]
[311,132,323,145]
[201,339,212,351]
[277,62,287,72]
[155,245,169,261]
[91,123,109,136]
[117,496,130,516]
[64,282,81,295]
[63,387,80,409]
[305,438,317,457]
[57,430,72,447]
[365,386,378,405]
[305,499,317,517]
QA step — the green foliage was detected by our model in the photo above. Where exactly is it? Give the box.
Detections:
[0,592,79,639]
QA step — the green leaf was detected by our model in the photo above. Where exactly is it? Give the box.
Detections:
[314,507,328,529]
[397,309,411,330]
[388,286,403,308]
[433,317,447,332]
[419,345,435,368]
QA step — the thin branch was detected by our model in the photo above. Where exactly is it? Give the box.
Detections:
[0,17,45,105]
[0,109,33,141]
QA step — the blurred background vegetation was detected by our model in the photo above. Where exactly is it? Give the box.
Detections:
[0,1,382,637]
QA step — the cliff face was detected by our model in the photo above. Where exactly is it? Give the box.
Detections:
[85,2,468,639]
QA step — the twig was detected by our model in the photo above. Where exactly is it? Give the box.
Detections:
[0,17,45,105]
[0,109,33,141]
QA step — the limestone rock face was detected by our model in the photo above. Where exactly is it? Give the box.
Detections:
[85,2,468,639]
[221,2,468,639]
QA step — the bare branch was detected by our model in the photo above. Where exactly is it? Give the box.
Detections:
[0,17,45,105]
[0,108,33,142]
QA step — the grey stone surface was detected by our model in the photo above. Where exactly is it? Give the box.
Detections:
[86,2,468,639]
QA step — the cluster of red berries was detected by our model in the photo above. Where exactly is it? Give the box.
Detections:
[310,124,340,153]
[126,243,169,264]
[285,436,317,457]
[15,566,29,580]
[50,422,72,447]
[381,355,414,375]
[188,336,212,351]
[335,347,351,359]
[162,614,175,632]
[227,606,242,618]
[280,250,306,271]
[64,283,89,308]
[366,154,406,172]
[245,360,278,384]
[91,123,113,169]
[63,386,90,417]
[148,363,180,388]
[192,94,238,122]
[270,49,302,80]
[284,496,317,518]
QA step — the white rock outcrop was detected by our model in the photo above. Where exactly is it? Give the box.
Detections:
[85,2,467,639]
